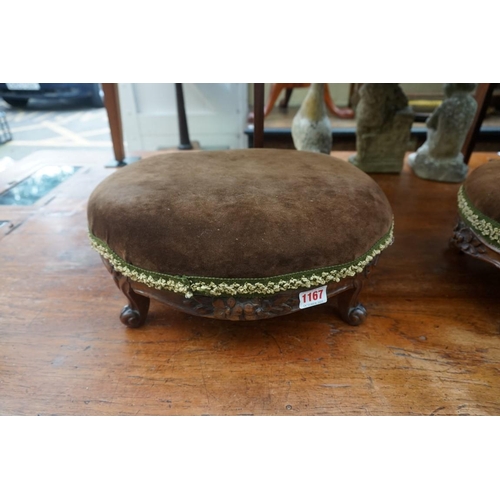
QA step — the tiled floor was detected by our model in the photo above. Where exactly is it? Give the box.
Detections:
[0,99,111,161]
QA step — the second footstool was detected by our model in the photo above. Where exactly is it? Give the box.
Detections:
[451,159,500,270]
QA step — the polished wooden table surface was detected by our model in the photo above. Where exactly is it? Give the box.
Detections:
[1,150,499,415]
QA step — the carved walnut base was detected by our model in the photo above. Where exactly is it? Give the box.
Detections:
[450,218,500,270]
[101,256,381,328]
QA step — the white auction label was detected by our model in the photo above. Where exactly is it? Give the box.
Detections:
[299,285,328,309]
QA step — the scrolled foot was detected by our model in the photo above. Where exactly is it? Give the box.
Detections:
[120,305,147,328]
[102,256,151,328]
[341,303,367,326]
[337,277,367,326]
[450,218,486,256]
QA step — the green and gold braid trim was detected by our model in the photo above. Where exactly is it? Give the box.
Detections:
[89,222,394,298]
[458,185,500,247]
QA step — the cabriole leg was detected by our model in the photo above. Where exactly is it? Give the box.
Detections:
[337,277,367,326]
[101,257,150,328]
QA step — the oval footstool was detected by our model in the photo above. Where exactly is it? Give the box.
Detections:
[87,149,394,327]
[452,159,500,269]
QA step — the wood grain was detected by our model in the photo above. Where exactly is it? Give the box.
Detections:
[0,150,499,415]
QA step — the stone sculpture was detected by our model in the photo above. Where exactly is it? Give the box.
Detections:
[291,83,332,155]
[349,84,414,173]
[408,84,477,183]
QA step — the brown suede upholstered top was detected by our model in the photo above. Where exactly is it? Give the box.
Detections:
[464,160,500,223]
[88,149,393,279]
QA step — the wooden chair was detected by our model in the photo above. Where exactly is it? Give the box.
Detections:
[263,83,354,119]
[461,83,496,164]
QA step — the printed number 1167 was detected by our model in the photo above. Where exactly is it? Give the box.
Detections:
[299,285,328,309]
